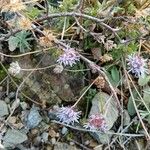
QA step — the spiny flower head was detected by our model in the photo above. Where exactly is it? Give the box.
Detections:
[127,53,148,77]
[8,61,21,76]
[2,0,26,12]
[57,48,80,67]
[39,30,55,47]
[84,114,107,132]
[56,106,81,125]
[18,17,32,30]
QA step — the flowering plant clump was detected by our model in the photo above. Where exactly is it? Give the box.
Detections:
[57,48,80,67]
[84,114,107,132]
[56,106,81,125]
[8,61,21,76]
[127,53,148,77]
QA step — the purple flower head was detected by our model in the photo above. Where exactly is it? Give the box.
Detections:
[127,53,148,77]
[56,106,81,125]
[84,114,107,132]
[57,48,80,67]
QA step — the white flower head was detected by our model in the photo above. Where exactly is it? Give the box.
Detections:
[8,61,21,76]
[127,53,148,77]
[84,114,107,132]
[57,48,80,67]
[53,64,64,74]
[56,106,81,125]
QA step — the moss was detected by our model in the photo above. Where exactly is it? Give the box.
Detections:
[0,68,7,81]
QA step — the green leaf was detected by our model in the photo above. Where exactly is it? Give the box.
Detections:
[147,115,150,124]
[110,66,120,83]
[127,95,136,116]
[127,90,138,116]
[8,36,19,51]
[123,110,131,126]
[143,86,150,106]
[26,7,42,19]
[9,31,31,53]
[138,75,150,86]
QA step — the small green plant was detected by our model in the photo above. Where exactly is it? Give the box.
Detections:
[8,31,32,53]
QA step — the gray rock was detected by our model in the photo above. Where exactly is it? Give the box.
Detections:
[51,137,56,145]
[61,127,68,135]
[3,129,27,148]
[90,131,114,144]
[89,92,119,144]
[54,142,81,150]
[4,97,10,103]
[41,132,49,142]
[26,107,42,129]
[90,92,119,130]
[0,100,9,117]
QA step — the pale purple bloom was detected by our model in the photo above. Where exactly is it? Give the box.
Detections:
[127,53,148,77]
[57,48,80,67]
[84,114,107,132]
[56,106,81,124]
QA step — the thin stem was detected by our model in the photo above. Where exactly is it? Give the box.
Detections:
[64,68,90,72]
[61,17,67,40]
[36,12,121,41]
[51,120,145,137]
[0,48,50,58]
[72,78,98,107]
[21,64,56,71]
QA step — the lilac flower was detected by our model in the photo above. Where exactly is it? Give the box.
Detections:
[127,53,148,77]
[56,106,81,125]
[84,114,107,132]
[57,48,80,67]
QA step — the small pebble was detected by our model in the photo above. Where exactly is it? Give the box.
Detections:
[61,127,68,135]
[31,129,39,135]
[20,102,28,110]
[34,136,41,145]
[4,97,10,103]
[41,132,49,142]
[0,86,2,91]
[51,138,56,145]
[26,107,42,129]
[8,116,16,124]
[84,140,90,145]
[56,133,60,138]
[94,145,103,150]
[8,92,15,99]
[89,140,98,148]
[70,142,75,146]
[49,129,57,138]
[48,111,57,120]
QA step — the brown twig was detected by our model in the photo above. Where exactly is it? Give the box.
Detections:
[36,12,120,35]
